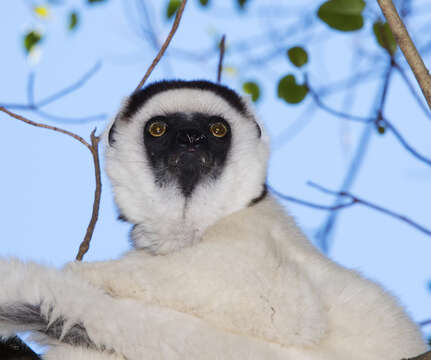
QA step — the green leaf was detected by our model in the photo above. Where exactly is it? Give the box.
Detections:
[243,81,261,102]
[277,75,308,104]
[68,11,79,31]
[166,0,181,18]
[287,46,308,68]
[87,0,107,3]
[376,123,386,134]
[373,21,397,55]
[23,30,43,54]
[317,0,365,32]
[198,0,209,6]
[237,0,248,9]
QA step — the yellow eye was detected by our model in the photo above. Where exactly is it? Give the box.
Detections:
[148,122,167,137]
[210,122,228,138]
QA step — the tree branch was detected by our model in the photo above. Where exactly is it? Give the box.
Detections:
[135,0,188,91]
[393,60,431,119]
[0,107,102,261]
[0,62,106,124]
[1,62,102,110]
[308,181,431,237]
[76,130,102,261]
[0,107,92,151]
[269,183,431,238]
[217,35,226,83]
[377,0,431,109]
[419,318,431,327]
[307,79,431,167]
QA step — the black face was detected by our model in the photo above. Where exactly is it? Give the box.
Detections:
[143,112,232,197]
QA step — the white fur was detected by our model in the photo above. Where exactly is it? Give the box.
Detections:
[105,88,268,253]
[0,83,427,359]
[0,198,426,359]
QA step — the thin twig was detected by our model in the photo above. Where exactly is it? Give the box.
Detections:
[217,35,226,83]
[308,77,431,167]
[0,107,91,151]
[419,319,431,327]
[393,60,431,119]
[0,62,102,110]
[27,72,35,107]
[76,130,102,261]
[135,0,188,91]
[270,183,431,238]
[268,185,355,211]
[306,79,372,123]
[314,52,377,252]
[377,0,431,109]
[381,119,431,166]
[308,181,431,237]
[0,107,102,261]
[37,61,102,107]
[34,108,106,124]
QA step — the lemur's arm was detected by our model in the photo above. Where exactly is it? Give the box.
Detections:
[0,258,175,359]
[0,258,287,360]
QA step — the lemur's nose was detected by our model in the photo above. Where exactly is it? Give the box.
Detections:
[176,128,207,148]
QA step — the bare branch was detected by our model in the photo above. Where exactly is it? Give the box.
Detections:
[270,182,431,238]
[306,79,371,123]
[76,130,102,261]
[0,62,106,124]
[1,62,102,110]
[37,61,102,108]
[0,107,92,151]
[308,78,431,167]
[34,108,106,124]
[377,0,431,109]
[0,107,102,261]
[268,185,355,211]
[135,0,188,91]
[217,35,226,83]
[308,181,431,237]
[419,319,431,327]
[381,118,431,166]
[393,60,431,120]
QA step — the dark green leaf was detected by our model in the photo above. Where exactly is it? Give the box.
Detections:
[237,0,248,9]
[243,81,261,102]
[23,30,42,54]
[373,21,397,56]
[317,0,365,32]
[277,75,308,104]
[377,124,386,134]
[166,0,181,18]
[87,0,107,3]
[287,46,308,68]
[198,0,209,6]
[68,11,79,31]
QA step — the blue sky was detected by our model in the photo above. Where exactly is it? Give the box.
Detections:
[0,0,430,338]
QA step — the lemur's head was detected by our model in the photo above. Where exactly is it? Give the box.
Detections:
[106,80,269,254]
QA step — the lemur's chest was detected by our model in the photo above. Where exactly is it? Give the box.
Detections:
[69,231,327,348]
